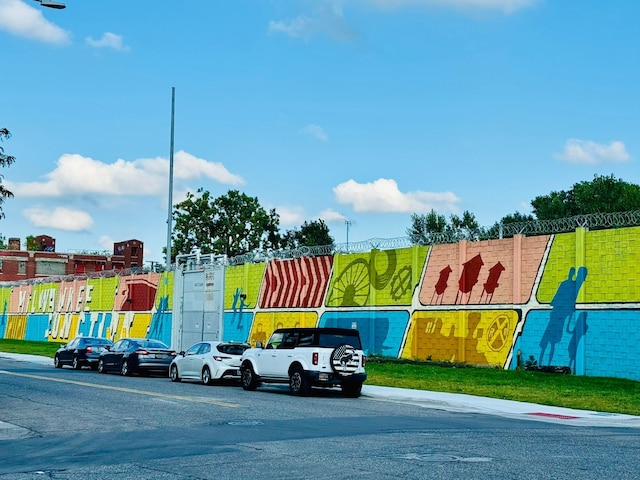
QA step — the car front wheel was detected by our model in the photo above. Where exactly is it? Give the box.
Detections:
[97,359,106,373]
[241,363,259,391]
[54,355,62,368]
[169,364,180,382]
[72,356,80,370]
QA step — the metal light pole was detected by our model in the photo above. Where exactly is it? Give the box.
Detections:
[165,87,176,270]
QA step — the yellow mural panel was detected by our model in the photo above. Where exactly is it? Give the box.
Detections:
[87,277,119,311]
[326,246,427,307]
[109,312,152,341]
[248,311,317,347]
[538,227,640,304]
[28,282,60,313]
[225,262,267,309]
[155,272,174,310]
[403,310,518,367]
[47,313,81,342]
[6,315,27,339]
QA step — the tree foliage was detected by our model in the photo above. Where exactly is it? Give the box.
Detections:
[0,128,16,219]
[282,219,334,249]
[171,189,281,260]
[532,174,640,220]
[407,209,480,244]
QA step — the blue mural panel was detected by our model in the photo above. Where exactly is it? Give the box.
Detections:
[25,314,50,341]
[222,311,253,343]
[148,296,172,346]
[513,309,640,382]
[319,310,410,357]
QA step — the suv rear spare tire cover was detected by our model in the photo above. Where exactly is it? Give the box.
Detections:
[330,344,360,377]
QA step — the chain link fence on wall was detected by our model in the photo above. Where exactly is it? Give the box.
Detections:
[227,209,640,265]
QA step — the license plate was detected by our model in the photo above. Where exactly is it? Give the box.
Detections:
[155,354,164,359]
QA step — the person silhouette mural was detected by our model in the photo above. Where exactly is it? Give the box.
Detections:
[539,266,588,366]
[567,311,589,373]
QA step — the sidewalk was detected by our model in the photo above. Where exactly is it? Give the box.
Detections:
[2,352,640,428]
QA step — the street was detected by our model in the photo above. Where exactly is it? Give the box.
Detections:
[1,357,638,479]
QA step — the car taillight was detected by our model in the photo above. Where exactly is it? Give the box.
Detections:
[169,351,177,356]
[86,346,93,354]
[312,352,318,365]
[213,355,231,361]
[362,354,366,367]
[136,350,150,355]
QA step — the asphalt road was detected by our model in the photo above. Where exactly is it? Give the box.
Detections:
[1,357,639,480]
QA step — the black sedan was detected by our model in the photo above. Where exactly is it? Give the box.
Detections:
[97,338,177,376]
[54,337,113,370]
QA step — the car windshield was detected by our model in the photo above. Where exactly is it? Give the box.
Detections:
[217,344,248,355]
[138,340,169,349]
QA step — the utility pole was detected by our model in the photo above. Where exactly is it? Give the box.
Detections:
[165,87,175,270]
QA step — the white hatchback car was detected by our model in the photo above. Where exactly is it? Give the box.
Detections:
[169,341,250,385]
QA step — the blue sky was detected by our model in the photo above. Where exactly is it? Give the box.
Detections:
[1,0,638,265]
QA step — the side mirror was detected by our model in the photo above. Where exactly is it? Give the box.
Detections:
[179,351,185,357]
[256,341,264,349]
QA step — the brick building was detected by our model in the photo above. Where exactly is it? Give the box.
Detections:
[0,237,144,282]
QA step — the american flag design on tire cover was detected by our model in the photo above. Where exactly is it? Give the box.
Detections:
[330,345,360,376]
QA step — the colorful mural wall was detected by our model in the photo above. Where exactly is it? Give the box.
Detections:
[2,226,640,382]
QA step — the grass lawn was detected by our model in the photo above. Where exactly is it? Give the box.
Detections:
[1,340,639,415]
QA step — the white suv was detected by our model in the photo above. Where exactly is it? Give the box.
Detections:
[240,327,367,397]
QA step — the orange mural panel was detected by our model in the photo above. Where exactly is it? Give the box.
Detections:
[419,236,549,305]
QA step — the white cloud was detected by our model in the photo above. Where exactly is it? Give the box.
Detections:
[269,2,356,41]
[319,208,348,223]
[301,124,328,142]
[275,205,305,226]
[23,206,94,231]
[86,32,130,51]
[334,178,460,213]
[0,0,70,44]
[368,0,537,13]
[6,150,245,198]
[555,139,630,165]
[98,235,114,250]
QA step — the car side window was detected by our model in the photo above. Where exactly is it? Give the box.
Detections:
[280,333,298,349]
[266,332,284,349]
[297,334,315,347]
[186,343,202,356]
[67,338,79,349]
[200,344,211,355]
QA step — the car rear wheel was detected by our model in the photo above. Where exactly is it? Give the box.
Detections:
[341,381,362,398]
[241,363,259,391]
[54,355,62,368]
[202,366,212,385]
[97,358,106,373]
[289,366,310,396]
[120,360,130,376]
[169,364,181,382]
[72,356,80,370]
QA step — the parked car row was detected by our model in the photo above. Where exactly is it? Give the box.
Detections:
[54,337,249,383]
[53,327,368,397]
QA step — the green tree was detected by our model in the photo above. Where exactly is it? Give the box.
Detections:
[407,209,480,244]
[282,219,334,249]
[485,211,536,239]
[0,233,6,249]
[0,128,16,219]
[531,174,640,220]
[26,235,38,251]
[171,189,281,260]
